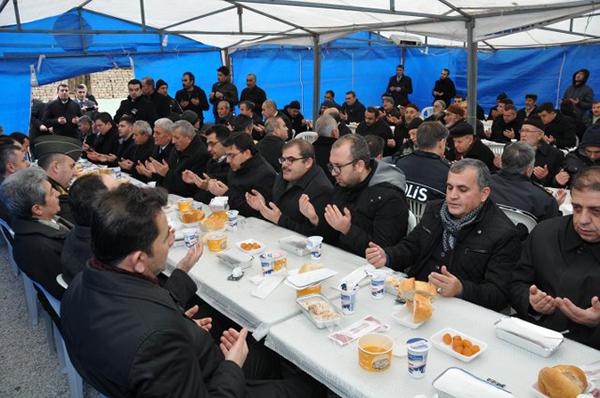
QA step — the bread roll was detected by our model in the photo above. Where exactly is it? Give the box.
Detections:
[415,280,438,297]
[538,365,587,398]
[299,262,322,274]
[399,277,415,295]
[406,293,433,323]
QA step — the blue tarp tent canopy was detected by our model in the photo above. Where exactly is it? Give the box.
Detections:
[1,0,600,132]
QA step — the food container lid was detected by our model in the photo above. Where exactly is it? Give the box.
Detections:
[432,367,514,398]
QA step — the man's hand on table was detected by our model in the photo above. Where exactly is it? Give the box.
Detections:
[555,296,600,327]
[220,327,249,368]
[365,242,387,268]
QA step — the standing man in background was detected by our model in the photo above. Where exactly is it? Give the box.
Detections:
[240,73,266,117]
[432,68,456,107]
[386,64,413,107]
[175,72,209,130]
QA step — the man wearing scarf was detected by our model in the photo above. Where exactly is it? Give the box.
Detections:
[366,159,521,311]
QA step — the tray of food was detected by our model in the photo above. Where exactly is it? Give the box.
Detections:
[431,328,486,363]
[279,235,310,256]
[296,294,341,329]
[236,239,264,255]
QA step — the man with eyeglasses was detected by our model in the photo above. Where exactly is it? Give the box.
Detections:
[203,133,276,217]
[182,125,231,204]
[519,116,564,187]
[246,139,333,236]
[256,116,288,172]
[299,134,408,256]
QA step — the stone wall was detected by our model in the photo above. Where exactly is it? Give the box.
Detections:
[31,68,133,101]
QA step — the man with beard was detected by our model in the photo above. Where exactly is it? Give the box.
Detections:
[209,66,238,121]
[175,72,209,129]
[432,68,456,107]
[340,91,366,124]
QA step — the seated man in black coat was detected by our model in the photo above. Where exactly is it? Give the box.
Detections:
[0,143,29,227]
[511,167,600,349]
[0,167,71,299]
[61,185,321,397]
[299,134,408,256]
[356,107,395,157]
[557,124,600,188]
[538,102,577,149]
[118,120,155,178]
[34,135,82,225]
[204,133,276,217]
[395,121,449,202]
[519,116,565,187]
[86,112,119,161]
[246,139,334,236]
[146,120,209,197]
[135,118,174,181]
[61,174,118,284]
[490,142,560,222]
[90,115,136,166]
[367,159,521,311]
[447,122,497,172]
[182,125,231,204]
[488,104,522,143]
[256,116,288,172]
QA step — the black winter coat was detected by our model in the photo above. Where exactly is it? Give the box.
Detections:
[341,100,366,124]
[386,74,413,107]
[125,137,155,179]
[49,177,75,225]
[511,216,600,349]
[274,163,334,237]
[256,135,285,172]
[210,82,239,119]
[432,78,456,107]
[385,199,521,311]
[61,265,252,397]
[544,113,577,149]
[42,98,82,139]
[158,135,209,197]
[193,157,230,204]
[325,160,408,256]
[91,128,120,156]
[395,150,449,201]
[175,86,209,124]
[447,137,497,172]
[225,154,277,218]
[12,217,69,299]
[114,96,158,125]
[61,225,91,284]
[356,118,394,156]
[532,141,564,187]
[490,116,522,143]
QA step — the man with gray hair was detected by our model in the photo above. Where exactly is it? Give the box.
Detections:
[145,120,209,196]
[395,121,450,202]
[240,73,267,117]
[0,167,70,299]
[119,120,155,177]
[261,99,293,138]
[136,117,173,180]
[256,116,288,172]
[490,142,560,222]
[367,158,521,311]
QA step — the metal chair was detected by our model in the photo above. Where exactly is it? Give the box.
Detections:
[32,281,84,398]
[499,205,538,233]
[294,131,318,144]
[421,106,434,119]
[406,198,427,224]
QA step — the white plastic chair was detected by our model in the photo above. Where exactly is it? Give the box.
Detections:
[56,274,68,289]
[294,131,318,144]
[407,210,417,233]
[0,218,19,276]
[421,106,434,119]
[406,198,427,224]
[499,205,538,233]
[481,139,506,156]
[32,281,84,398]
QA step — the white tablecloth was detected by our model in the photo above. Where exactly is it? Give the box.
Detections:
[265,287,600,398]
[165,207,367,335]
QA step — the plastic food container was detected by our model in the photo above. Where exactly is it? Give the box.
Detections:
[206,232,227,252]
[494,317,564,357]
[296,294,341,329]
[432,367,514,398]
[358,334,393,372]
[279,236,310,256]
[215,249,253,268]
[430,328,487,363]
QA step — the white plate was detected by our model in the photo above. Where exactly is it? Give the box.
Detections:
[236,239,265,255]
[531,381,595,397]
[431,327,487,363]
[391,303,434,329]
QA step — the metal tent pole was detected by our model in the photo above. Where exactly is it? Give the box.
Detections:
[466,18,478,129]
[312,35,321,122]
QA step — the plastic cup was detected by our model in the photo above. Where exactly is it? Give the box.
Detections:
[177,198,193,212]
[296,284,321,298]
[227,210,239,231]
[182,228,198,248]
[406,337,431,379]
[273,251,287,271]
[370,271,385,300]
[206,232,227,252]
[306,236,323,262]
[259,253,274,276]
[358,334,393,372]
[341,288,357,315]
